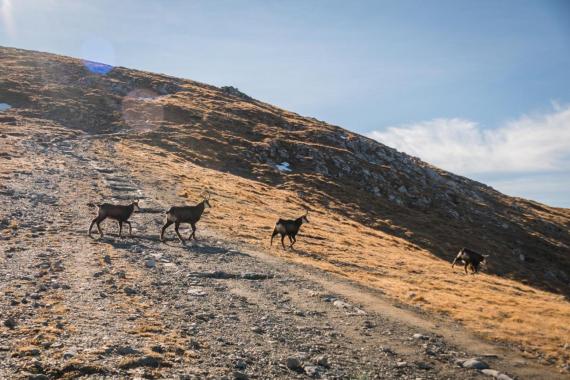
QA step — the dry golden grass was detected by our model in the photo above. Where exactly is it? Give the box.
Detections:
[119,141,570,363]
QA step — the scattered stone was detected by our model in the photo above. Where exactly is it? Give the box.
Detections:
[187,288,207,297]
[286,357,303,372]
[462,358,489,370]
[481,369,500,377]
[124,287,137,296]
[63,350,76,360]
[251,326,264,334]
[235,359,247,370]
[103,255,112,264]
[413,333,428,340]
[333,300,351,309]
[497,375,513,380]
[145,259,156,268]
[4,317,16,329]
[314,355,329,367]
[416,362,432,370]
[233,371,248,380]
[304,365,321,378]
[396,361,407,368]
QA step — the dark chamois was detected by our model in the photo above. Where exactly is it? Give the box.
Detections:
[270,210,309,249]
[452,247,489,274]
[160,191,211,243]
[88,200,140,238]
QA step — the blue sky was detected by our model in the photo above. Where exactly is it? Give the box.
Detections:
[1,0,569,206]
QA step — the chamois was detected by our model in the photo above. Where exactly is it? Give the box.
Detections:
[88,200,140,238]
[452,247,489,274]
[160,191,211,243]
[270,210,309,249]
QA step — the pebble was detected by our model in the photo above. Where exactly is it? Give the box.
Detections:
[416,362,432,370]
[286,357,303,372]
[3,317,16,329]
[63,350,76,359]
[314,354,329,367]
[304,365,321,378]
[462,358,489,370]
[233,371,248,380]
[145,259,156,268]
[481,369,500,377]
[187,288,207,297]
[413,333,428,340]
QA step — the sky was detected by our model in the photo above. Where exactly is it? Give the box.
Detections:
[1,0,569,207]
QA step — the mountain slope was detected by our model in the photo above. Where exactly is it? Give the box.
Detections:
[1,46,569,371]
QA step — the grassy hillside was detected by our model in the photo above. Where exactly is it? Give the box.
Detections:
[1,45,569,365]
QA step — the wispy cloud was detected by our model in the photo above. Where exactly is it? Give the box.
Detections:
[367,105,570,206]
[368,105,570,175]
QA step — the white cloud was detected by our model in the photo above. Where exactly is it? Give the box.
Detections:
[368,106,570,174]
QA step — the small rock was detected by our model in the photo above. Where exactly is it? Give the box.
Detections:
[4,317,16,329]
[314,354,329,367]
[481,369,500,377]
[151,345,165,353]
[497,375,513,380]
[233,371,248,380]
[187,288,207,297]
[124,287,137,296]
[417,362,432,370]
[363,320,375,329]
[63,350,76,360]
[251,326,264,334]
[462,358,489,370]
[396,361,407,367]
[413,333,428,340]
[103,255,112,264]
[333,300,351,309]
[286,357,303,372]
[145,259,156,268]
[304,365,321,378]
[235,359,247,370]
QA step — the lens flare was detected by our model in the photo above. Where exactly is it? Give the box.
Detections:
[0,0,15,37]
[80,37,115,75]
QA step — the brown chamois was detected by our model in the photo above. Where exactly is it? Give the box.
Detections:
[160,191,211,243]
[452,247,489,274]
[88,200,140,238]
[270,210,309,249]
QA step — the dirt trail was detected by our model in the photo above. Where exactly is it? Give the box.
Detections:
[1,125,567,379]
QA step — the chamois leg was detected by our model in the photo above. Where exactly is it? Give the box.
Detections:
[124,221,132,237]
[93,216,105,238]
[88,217,99,237]
[281,234,286,249]
[174,222,184,243]
[118,221,123,238]
[464,263,469,275]
[188,223,197,241]
[160,220,173,242]
[270,229,279,246]
[288,235,297,249]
